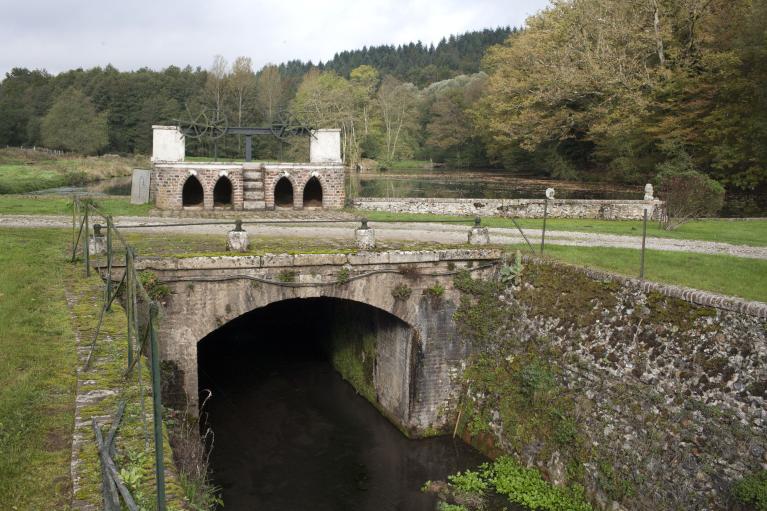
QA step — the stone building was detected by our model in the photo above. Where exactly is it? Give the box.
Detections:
[150,125,345,211]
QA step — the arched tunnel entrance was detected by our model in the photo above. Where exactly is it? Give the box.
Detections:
[196,297,486,510]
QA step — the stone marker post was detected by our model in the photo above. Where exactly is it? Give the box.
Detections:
[468,217,490,245]
[226,219,249,252]
[355,218,376,250]
[89,223,107,255]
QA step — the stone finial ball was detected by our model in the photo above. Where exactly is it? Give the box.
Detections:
[545,188,556,200]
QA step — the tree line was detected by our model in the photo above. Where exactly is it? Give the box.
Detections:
[1,2,765,193]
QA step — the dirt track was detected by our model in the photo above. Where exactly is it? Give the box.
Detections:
[2,214,766,259]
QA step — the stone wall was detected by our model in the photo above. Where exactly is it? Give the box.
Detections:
[262,163,345,209]
[152,162,345,210]
[152,163,243,210]
[455,258,767,510]
[354,197,663,220]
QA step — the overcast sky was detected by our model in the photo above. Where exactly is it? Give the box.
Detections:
[0,0,550,77]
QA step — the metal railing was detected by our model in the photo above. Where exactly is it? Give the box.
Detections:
[71,196,166,511]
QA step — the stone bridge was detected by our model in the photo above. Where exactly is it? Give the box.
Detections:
[136,249,502,435]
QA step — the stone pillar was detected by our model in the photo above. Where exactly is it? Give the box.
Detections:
[151,125,185,163]
[468,217,490,245]
[355,218,376,250]
[310,129,342,163]
[89,223,107,255]
[227,220,249,252]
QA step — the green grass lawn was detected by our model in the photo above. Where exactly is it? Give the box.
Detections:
[0,228,77,509]
[359,210,767,247]
[0,195,153,216]
[519,244,767,302]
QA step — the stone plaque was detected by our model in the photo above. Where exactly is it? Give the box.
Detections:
[130,169,151,204]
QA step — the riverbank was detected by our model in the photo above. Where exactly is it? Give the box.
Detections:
[0,148,147,194]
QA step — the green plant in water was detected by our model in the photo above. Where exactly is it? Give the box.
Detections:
[731,470,767,511]
[449,469,489,494]
[438,503,468,511]
[392,283,412,300]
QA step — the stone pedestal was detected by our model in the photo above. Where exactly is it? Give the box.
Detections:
[89,234,106,255]
[355,227,376,250]
[468,226,490,245]
[227,230,249,252]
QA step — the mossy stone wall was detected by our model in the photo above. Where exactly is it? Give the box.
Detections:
[454,261,767,510]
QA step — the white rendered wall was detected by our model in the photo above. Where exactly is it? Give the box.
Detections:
[309,129,342,163]
[151,126,185,163]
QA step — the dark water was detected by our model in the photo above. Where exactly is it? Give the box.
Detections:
[354,169,642,201]
[199,298,490,511]
[26,176,132,196]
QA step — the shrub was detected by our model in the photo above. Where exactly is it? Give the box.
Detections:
[731,470,767,511]
[425,283,445,298]
[277,270,297,283]
[654,142,725,229]
[138,271,170,300]
[391,283,412,300]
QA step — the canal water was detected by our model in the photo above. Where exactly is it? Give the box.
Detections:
[198,299,496,511]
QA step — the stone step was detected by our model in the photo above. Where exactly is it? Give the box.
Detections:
[243,181,263,191]
[243,200,266,210]
[244,190,265,200]
[243,170,263,180]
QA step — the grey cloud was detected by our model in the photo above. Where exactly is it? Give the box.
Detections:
[0,0,550,77]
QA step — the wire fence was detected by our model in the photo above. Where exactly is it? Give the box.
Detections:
[71,196,166,511]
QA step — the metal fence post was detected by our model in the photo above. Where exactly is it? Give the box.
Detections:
[541,198,548,255]
[640,208,648,280]
[106,217,113,310]
[126,248,134,370]
[149,302,167,511]
[84,205,90,277]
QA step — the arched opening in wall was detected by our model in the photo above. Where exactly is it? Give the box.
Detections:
[302,176,323,207]
[182,175,204,207]
[273,177,293,208]
[195,297,485,509]
[213,176,233,208]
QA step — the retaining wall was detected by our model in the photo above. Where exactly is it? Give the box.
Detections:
[456,257,767,510]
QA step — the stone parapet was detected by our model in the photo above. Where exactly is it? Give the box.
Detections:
[354,197,663,220]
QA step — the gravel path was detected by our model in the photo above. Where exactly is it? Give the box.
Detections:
[2,214,766,259]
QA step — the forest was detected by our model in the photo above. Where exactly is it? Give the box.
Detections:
[0,0,765,194]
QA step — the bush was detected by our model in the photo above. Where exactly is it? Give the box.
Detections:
[655,170,725,230]
[732,470,767,511]
[654,140,725,230]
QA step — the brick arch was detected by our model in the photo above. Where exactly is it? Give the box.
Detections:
[212,175,233,207]
[301,174,325,207]
[272,174,298,208]
[181,174,204,207]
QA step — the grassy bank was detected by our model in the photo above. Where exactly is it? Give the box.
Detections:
[0,148,148,194]
[521,244,767,302]
[0,195,152,216]
[0,228,77,509]
[359,211,767,247]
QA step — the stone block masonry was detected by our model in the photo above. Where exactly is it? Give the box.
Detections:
[456,257,767,510]
[354,197,663,220]
[152,162,345,211]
